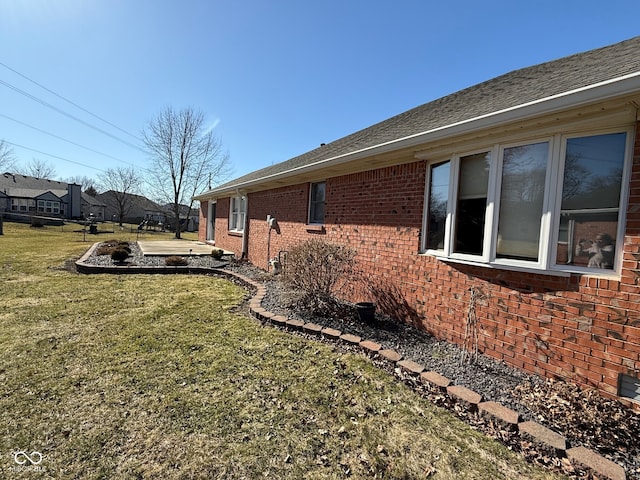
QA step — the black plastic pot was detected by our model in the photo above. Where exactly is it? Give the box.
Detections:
[356,302,376,323]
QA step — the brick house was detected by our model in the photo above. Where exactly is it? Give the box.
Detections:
[195,36,640,406]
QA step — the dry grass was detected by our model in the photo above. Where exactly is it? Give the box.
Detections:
[0,222,564,479]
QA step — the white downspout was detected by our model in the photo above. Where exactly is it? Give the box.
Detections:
[241,194,249,259]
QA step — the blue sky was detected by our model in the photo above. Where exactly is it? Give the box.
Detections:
[1,0,638,189]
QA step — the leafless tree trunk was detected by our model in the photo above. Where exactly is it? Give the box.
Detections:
[0,140,16,172]
[98,166,140,226]
[143,107,230,238]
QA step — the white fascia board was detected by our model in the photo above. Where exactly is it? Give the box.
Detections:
[198,72,640,199]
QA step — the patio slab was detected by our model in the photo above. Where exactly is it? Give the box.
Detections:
[138,240,232,256]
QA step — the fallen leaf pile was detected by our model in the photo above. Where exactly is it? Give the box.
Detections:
[514,378,640,477]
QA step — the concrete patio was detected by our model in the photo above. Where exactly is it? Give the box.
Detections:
[138,240,232,256]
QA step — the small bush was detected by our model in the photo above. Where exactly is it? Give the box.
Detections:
[211,248,224,260]
[165,256,188,266]
[95,245,115,256]
[97,240,130,256]
[284,239,357,314]
[110,248,130,263]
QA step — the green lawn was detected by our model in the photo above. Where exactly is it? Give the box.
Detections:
[0,222,564,479]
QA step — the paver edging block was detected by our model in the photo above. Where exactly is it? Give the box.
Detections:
[566,446,626,480]
[359,340,382,353]
[303,323,323,335]
[518,421,567,453]
[397,359,425,375]
[420,371,451,390]
[271,315,288,326]
[322,327,342,339]
[446,385,482,412]
[478,401,520,430]
[340,333,362,345]
[379,349,403,363]
[285,319,305,331]
[260,310,276,322]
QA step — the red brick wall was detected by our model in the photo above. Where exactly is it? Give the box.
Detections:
[198,200,208,240]
[200,123,640,403]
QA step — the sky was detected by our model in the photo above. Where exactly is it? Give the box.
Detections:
[0,0,638,191]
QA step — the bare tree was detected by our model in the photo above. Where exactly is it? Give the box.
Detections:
[143,107,230,238]
[67,175,97,193]
[0,140,16,172]
[98,166,141,226]
[15,158,57,179]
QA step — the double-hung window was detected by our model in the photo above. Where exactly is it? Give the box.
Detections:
[423,129,631,275]
[309,181,326,224]
[229,195,246,232]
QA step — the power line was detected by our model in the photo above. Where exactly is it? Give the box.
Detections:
[0,60,143,143]
[0,113,134,166]
[0,77,146,153]
[4,140,107,172]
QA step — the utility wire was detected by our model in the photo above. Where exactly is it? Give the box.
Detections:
[0,60,143,143]
[0,77,146,153]
[0,112,134,166]
[4,140,107,172]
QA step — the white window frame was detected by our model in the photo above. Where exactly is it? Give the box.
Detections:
[421,127,633,277]
[229,196,245,232]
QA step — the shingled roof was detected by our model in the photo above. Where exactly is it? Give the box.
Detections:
[198,36,640,198]
[0,172,75,198]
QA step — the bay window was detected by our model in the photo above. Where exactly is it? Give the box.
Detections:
[423,129,631,275]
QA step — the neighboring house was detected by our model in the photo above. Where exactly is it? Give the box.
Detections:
[81,192,107,221]
[96,190,168,225]
[0,172,82,219]
[162,203,200,232]
[196,36,640,406]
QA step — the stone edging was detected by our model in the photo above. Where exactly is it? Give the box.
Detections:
[75,246,627,480]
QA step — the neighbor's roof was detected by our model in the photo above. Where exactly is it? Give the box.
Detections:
[0,172,75,199]
[197,36,640,199]
[81,192,106,207]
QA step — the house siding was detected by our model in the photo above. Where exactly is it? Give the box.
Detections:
[200,122,640,404]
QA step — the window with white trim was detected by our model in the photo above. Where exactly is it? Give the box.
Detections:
[37,200,60,214]
[423,129,631,275]
[229,196,246,232]
[11,198,36,212]
[309,181,326,224]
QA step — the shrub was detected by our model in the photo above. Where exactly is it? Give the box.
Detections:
[97,240,130,256]
[165,256,188,266]
[211,248,224,260]
[110,247,130,263]
[95,245,115,256]
[284,239,357,314]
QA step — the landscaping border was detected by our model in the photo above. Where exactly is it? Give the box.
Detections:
[75,243,628,480]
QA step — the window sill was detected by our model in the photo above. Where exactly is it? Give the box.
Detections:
[425,254,622,279]
[425,254,573,278]
[228,230,244,237]
[306,224,326,233]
